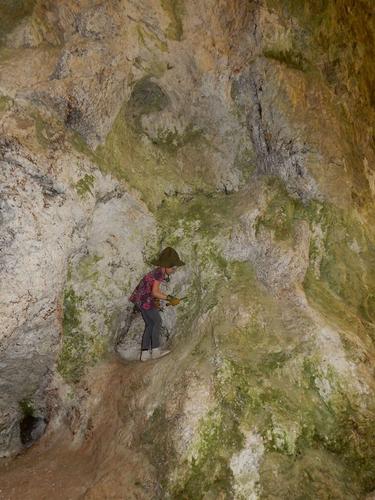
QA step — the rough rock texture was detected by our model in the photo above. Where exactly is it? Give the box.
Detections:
[0,0,375,498]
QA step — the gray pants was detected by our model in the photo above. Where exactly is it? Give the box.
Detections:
[140,308,162,350]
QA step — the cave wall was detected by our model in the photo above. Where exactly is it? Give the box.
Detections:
[1,0,375,498]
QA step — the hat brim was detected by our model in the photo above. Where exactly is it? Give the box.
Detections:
[151,258,185,267]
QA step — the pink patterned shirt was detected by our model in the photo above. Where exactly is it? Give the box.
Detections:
[129,268,166,310]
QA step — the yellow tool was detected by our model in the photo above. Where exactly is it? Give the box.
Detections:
[166,296,187,306]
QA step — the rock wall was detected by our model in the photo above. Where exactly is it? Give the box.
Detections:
[0,0,375,498]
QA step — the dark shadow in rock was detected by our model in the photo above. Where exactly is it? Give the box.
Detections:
[125,77,170,131]
[20,416,47,447]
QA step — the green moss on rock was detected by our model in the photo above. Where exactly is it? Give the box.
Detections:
[57,287,86,383]
[171,409,238,499]
[88,335,108,365]
[214,316,375,495]
[234,144,256,183]
[19,398,35,417]
[0,0,36,42]
[0,95,12,112]
[151,175,375,497]
[151,125,204,153]
[95,100,213,210]
[254,178,375,334]
[157,190,242,239]
[32,112,57,149]
[264,48,309,71]
[160,0,184,41]
[57,285,109,383]
[69,130,99,163]
[326,394,375,492]
[266,0,375,111]
[75,174,95,198]
[303,201,375,338]
[77,254,102,282]
[137,24,168,54]
[255,177,305,241]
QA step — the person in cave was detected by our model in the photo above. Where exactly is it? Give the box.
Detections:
[129,247,185,361]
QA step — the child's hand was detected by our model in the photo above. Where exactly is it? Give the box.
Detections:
[154,298,161,309]
[167,295,180,306]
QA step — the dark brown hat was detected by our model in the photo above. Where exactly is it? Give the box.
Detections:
[152,247,185,267]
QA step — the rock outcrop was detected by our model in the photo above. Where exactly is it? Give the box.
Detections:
[0,1,374,498]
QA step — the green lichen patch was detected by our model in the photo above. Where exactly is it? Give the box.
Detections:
[171,408,239,499]
[160,0,184,41]
[265,0,375,117]
[260,448,355,500]
[265,0,329,31]
[151,125,204,153]
[69,130,99,163]
[34,113,53,148]
[95,100,213,211]
[213,315,375,496]
[161,208,374,496]
[303,202,375,338]
[77,254,102,282]
[0,94,13,112]
[251,177,375,376]
[25,108,69,151]
[157,189,243,240]
[95,110,155,205]
[75,174,95,198]
[155,190,249,332]
[57,287,87,383]
[151,175,375,497]
[19,399,35,417]
[94,80,231,210]
[264,48,309,71]
[325,393,375,493]
[233,144,256,183]
[0,0,36,41]
[254,177,375,336]
[57,286,109,383]
[136,24,168,54]
[31,111,56,149]
[170,300,340,496]
[255,177,305,241]
[87,335,108,366]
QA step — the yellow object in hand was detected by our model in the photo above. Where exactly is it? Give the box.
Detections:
[167,295,180,306]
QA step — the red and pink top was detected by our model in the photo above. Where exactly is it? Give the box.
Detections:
[129,267,166,310]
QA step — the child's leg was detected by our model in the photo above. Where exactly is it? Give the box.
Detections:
[140,308,155,350]
[148,309,162,349]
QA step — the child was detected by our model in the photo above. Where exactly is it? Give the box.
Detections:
[129,247,185,361]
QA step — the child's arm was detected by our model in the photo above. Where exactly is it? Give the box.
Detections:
[152,280,181,305]
[152,280,168,300]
